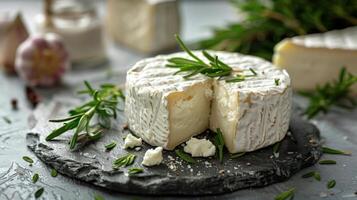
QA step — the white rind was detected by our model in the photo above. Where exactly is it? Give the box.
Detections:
[126,51,292,153]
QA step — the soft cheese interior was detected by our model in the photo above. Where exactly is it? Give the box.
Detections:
[126,51,292,153]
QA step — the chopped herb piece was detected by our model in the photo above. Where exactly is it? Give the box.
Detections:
[175,149,196,164]
[128,167,144,175]
[300,67,357,119]
[32,173,39,183]
[2,116,11,124]
[94,194,105,200]
[51,169,58,177]
[105,141,117,151]
[322,146,351,156]
[214,128,225,163]
[275,78,280,86]
[301,171,321,181]
[249,68,257,76]
[327,179,336,189]
[319,159,337,165]
[231,152,246,159]
[34,187,44,198]
[22,156,34,164]
[275,188,295,200]
[46,81,125,149]
[113,154,136,169]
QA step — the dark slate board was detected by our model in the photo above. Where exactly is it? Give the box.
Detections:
[26,100,322,195]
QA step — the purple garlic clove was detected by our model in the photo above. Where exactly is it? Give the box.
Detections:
[15,33,70,87]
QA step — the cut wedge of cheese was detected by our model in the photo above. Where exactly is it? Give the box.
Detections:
[273,26,357,92]
[126,51,292,153]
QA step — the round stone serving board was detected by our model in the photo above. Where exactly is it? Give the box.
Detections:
[26,100,322,195]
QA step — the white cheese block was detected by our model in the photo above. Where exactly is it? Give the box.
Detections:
[142,147,163,166]
[184,137,215,157]
[126,51,292,153]
[273,26,357,92]
[123,133,142,149]
[106,0,180,54]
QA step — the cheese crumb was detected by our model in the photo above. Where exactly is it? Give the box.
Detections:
[142,147,163,166]
[124,133,142,149]
[184,137,216,157]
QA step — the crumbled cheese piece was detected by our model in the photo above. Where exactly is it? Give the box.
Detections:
[184,137,216,157]
[124,133,142,149]
[142,147,163,166]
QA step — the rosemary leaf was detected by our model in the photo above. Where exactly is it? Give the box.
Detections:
[319,159,337,165]
[275,78,280,86]
[327,179,336,189]
[113,154,136,169]
[2,116,11,124]
[230,152,246,159]
[273,142,280,157]
[34,187,44,199]
[301,171,321,181]
[23,156,34,164]
[51,169,58,177]
[322,146,351,156]
[128,167,144,175]
[105,141,117,151]
[275,188,295,200]
[94,194,105,200]
[175,149,196,164]
[214,128,225,163]
[32,173,39,183]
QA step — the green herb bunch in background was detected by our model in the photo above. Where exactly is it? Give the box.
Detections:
[200,0,357,60]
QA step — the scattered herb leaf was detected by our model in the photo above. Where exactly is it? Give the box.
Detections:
[22,156,34,164]
[275,188,295,200]
[175,149,196,164]
[301,171,321,181]
[322,146,351,156]
[275,78,280,86]
[94,194,105,200]
[51,169,58,177]
[46,81,125,149]
[2,116,11,124]
[300,67,357,119]
[128,167,144,175]
[273,142,280,157]
[113,154,136,169]
[32,173,39,183]
[34,187,44,199]
[319,159,337,165]
[231,152,246,159]
[214,128,225,163]
[105,141,117,151]
[327,179,336,189]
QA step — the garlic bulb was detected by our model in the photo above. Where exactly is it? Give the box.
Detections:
[15,33,70,86]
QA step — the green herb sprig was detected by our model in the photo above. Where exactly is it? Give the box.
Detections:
[319,159,337,165]
[327,179,336,189]
[113,154,136,169]
[46,81,125,149]
[300,67,357,119]
[51,169,58,177]
[214,128,225,163]
[128,167,144,175]
[168,35,257,82]
[34,187,44,198]
[322,146,351,156]
[23,156,34,165]
[32,173,39,183]
[175,149,196,164]
[200,0,357,60]
[301,171,321,181]
[275,187,295,200]
[230,152,246,159]
[105,141,117,151]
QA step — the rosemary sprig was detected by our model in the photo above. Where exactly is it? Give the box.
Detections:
[105,141,117,151]
[23,156,34,165]
[275,188,295,200]
[200,0,357,60]
[46,81,124,149]
[175,149,196,164]
[300,67,357,119]
[319,159,337,165]
[112,154,136,169]
[34,187,44,199]
[128,167,144,175]
[322,146,351,156]
[327,179,336,189]
[214,128,225,163]
[168,35,257,82]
